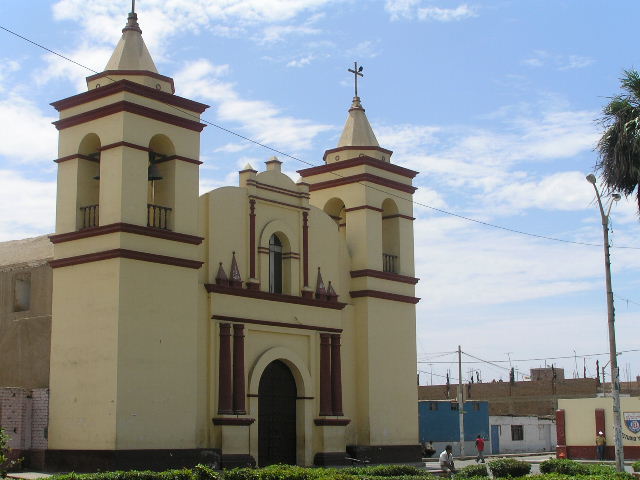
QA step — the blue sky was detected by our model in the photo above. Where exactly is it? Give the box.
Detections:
[0,0,638,385]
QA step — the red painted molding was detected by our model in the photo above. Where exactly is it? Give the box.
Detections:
[249,195,310,211]
[349,289,420,304]
[257,247,270,254]
[49,223,204,245]
[246,179,309,199]
[282,253,300,260]
[100,141,150,152]
[300,155,417,179]
[564,445,640,459]
[314,418,351,426]
[212,314,342,333]
[344,205,383,213]
[54,153,98,164]
[383,214,416,221]
[218,323,233,415]
[211,417,255,426]
[322,146,393,161]
[308,173,417,195]
[556,409,566,446]
[51,78,210,113]
[350,269,419,285]
[53,101,207,132]
[206,284,347,309]
[319,333,332,416]
[98,143,199,164]
[49,248,203,269]
[157,154,202,165]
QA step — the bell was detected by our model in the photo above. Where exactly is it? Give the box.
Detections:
[148,162,163,181]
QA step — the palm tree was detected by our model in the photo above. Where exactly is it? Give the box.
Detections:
[596,69,640,214]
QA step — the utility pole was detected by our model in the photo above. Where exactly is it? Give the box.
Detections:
[458,345,465,456]
[586,174,624,472]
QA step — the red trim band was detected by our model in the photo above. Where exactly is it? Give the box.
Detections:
[300,155,417,179]
[51,78,209,113]
[98,143,202,165]
[246,179,309,199]
[49,248,203,269]
[350,269,419,285]
[53,101,207,132]
[344,205,383,213]
[206,284,346,310]
[383,214,415,220]
[349,289,420,304]
[314,418,351,426]
[54,153,98,164]
[212,314,342,333]
[49,223,204,245]
[307,173,417,194]
[249,195,310,211]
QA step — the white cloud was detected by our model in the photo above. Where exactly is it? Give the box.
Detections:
[0,94,58,164]
[258,25,320,44]
[0,170,56,240]
[523,50,594,71]
[174,59,333,152]
[386,1,476,22]
[286,55,316,68]
[38,45,114,92]
[346,40,380,59]
[0,59,20,93]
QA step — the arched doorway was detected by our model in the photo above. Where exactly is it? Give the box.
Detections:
[258,360,297,466]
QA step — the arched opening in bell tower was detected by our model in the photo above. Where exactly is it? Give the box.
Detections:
[147,134,176,230]
[77,133,101,229]
[381,198,400,273]
[323,198,346,237]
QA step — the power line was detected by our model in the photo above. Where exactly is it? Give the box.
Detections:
[2,24,640,251]
[614,294,640,307]
[417,348,640,364]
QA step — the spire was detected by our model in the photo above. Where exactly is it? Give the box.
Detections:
[104,3,158,73]
[337,96,380,147]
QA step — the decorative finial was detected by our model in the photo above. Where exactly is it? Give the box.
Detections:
[348,61,364,98]
[123,0,141,33]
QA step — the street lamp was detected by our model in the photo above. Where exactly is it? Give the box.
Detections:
[586,173,624,471]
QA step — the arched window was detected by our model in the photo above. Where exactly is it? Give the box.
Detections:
[269,234,283,293]
[77,133,101,229]
[381,199,400,273]
[147,134,176,230]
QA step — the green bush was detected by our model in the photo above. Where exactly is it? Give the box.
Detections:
[540,459,589,475]
[0,428,22,477]
[194,464,220,480]
[631,461,640,473]
[221,468,259,480]
[340,465,426,477]
[455,463,488,478]
[487,458,531,478]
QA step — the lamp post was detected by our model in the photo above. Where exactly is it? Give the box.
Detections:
[586,173,624,471]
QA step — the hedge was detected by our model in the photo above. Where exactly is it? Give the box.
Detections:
[632,461,640,473]
[487,458,531,478]
[455,463,488,478]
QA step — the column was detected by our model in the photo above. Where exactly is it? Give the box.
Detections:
[218,323,233,414]
[247,199,258,289]
[303,211,309,287]
[233,324,246,414]
[319,333,332,416]
[330,334,343,416]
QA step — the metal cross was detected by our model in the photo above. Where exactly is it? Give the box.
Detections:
[348,61,363,97]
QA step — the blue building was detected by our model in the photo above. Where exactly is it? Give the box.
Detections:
[419,400,490,457]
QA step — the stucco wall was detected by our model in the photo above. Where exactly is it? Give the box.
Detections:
[489,415,556,453]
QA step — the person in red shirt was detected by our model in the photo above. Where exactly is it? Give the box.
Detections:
[475,434,485,463]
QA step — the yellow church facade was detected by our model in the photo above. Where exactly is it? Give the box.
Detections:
[46,7,420,471]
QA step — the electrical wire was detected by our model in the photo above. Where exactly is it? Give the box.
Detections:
[417,348,640,364]
[2,24,640,251]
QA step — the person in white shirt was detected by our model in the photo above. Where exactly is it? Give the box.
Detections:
[439,445,456,476]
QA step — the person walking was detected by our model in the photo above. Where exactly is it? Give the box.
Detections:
[475,434,485,463]
[595,431,606,460]
[439,445,456,477]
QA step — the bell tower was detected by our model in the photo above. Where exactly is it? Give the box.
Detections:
[299,73,420,457]
[47,5,210,467]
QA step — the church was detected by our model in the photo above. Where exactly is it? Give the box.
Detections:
[39,5,421,470]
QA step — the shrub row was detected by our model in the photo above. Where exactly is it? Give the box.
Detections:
[486,458,531,478]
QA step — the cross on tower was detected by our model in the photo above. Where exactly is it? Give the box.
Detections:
[131,0,135,13]
[348,61,364,98]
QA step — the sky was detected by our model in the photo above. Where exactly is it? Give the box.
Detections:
[0,0,638,386]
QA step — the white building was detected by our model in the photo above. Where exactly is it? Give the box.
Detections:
[489,415,556,454]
